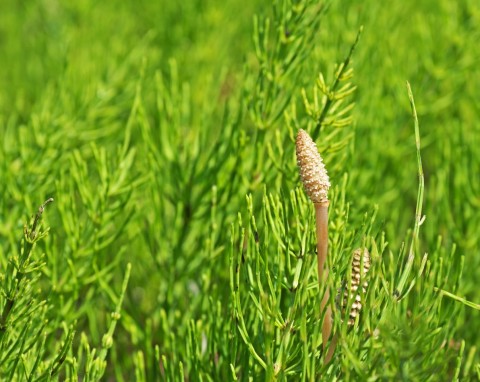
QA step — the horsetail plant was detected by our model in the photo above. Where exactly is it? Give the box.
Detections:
[337,248,371,327]
[295,129,334,359]
[0,198,54,338]
[0,198,75,380]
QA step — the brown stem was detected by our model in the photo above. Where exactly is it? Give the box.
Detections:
[314,201,335,362]
[315,202,329,283]
[324,333,338,364]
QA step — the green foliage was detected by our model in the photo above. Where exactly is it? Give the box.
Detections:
[0,199,131,380]
[0,0,479,380]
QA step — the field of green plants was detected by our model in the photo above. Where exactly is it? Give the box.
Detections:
[1,0,479,380]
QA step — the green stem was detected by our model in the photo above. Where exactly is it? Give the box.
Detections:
[0,199,53,339]
[313,26,363,137]
[396,82,424,297]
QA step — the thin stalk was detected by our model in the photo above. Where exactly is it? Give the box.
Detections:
[315,202,329,283]
[313,26,363,137]
[0,199,53,340]
[315,202,333,355]
[396,82,424,297]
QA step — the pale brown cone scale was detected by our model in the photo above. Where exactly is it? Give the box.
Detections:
[295,129,330,204]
